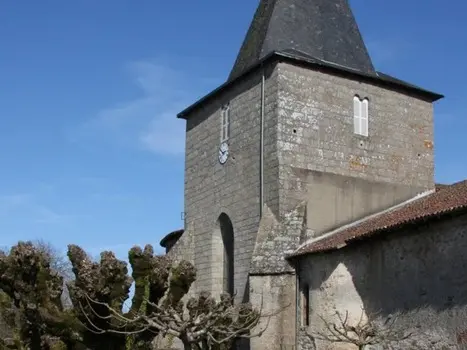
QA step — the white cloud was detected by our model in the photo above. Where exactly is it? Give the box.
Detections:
[75,59,208,156]
[139,109,185,155]
[34,206,70,224]
[0,193,70,225]
[129,61,185,98]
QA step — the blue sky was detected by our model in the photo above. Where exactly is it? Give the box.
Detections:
[0,0,466,260]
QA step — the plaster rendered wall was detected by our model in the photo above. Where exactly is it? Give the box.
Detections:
[181,64,279,299]
[250,274,297,350]
[298,213,467,349]
[303,171,427,237]
[276,62,435,224]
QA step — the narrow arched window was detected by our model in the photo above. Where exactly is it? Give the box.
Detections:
[219,213,234,296]
[361,98,369,136]
[302,283,310,326]
[353,96,369,137]
[221,104,230,143]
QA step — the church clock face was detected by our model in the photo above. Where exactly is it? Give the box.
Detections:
[218,142,229,164]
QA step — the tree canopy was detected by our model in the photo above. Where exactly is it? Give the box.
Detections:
[0,241,272,350]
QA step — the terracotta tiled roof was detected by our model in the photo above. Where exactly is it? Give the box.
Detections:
[291,180,467,257]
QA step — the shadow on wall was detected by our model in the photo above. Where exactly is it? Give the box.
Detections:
[310,212,467,347]
[345,213,467,315]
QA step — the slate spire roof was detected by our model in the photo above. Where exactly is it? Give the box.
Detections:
[178,0,442,120]
[229,0,376,80]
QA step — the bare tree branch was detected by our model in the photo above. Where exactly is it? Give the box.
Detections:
[81,288,287,349]
[309,308,414,349]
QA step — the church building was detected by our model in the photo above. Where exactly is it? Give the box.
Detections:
[160,0,467,349]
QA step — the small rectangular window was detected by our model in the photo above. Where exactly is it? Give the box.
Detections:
[353,96,369,137]
[221,104,230,142]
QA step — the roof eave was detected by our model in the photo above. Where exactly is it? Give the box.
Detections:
[177,52,277,119]
[276,51,444,102]
[287,205,467,259]
[159,229,184,248]
[177,51,443,120]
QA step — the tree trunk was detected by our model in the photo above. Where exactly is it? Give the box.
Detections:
[179,336,191,350]
[30,329,42,350]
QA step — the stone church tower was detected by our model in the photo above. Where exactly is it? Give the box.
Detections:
[163,0,442,348]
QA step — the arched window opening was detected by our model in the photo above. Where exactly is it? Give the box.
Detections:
[219,213,234,296]
[353,95,369,137]
[302,283,310,326]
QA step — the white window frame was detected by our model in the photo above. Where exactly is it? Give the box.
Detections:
[353,96,369,137]
[221,104,230,142]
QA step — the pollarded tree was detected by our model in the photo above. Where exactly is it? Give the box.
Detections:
[67,244,133,349]
[33,239,73,309]
[0,241,280,350]
[66,244,196,349]
[0,241,81,350]
[79,247,278,350]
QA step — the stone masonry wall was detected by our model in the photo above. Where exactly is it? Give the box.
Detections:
[182,64,279,300]
[250,274,297,350]
[246,201,307,350]
[297,213,467,349]
[250,202,307,275]
[276,62,435,219]
[166,228,193,265]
